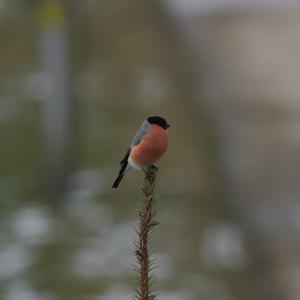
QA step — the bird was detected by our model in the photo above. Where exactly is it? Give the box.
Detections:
[112,116,170,188]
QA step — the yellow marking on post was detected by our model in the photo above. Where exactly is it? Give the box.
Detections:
[39,0,66,28]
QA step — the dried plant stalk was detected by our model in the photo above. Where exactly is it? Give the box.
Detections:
[134,165,159,300]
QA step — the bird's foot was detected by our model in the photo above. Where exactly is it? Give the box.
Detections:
[143,165,158,173]
[144,165,158,183]
[149,164,158,171]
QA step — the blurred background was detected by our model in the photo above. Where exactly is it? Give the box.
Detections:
[1,0,300,299]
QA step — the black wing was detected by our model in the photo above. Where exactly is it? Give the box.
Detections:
[119,148,130,174]
[112,148,131,188]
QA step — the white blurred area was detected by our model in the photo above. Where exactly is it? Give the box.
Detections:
[200,222,249,272]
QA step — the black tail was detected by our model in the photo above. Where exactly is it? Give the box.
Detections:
[112,174,124,188]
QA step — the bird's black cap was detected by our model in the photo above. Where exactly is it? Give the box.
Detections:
[147,116,170,129]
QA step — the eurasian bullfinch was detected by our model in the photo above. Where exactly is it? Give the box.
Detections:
[112,116,170,188]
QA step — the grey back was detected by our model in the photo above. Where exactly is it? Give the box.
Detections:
[130,120,150,147]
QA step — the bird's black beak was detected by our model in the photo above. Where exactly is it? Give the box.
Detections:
[166,124,171,128]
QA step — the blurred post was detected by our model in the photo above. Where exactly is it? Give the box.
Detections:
[39,0,75,198]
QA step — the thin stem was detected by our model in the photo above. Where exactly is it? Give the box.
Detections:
[134,165,158,300]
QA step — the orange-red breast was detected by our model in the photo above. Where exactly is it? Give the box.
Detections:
[112,116,170,188]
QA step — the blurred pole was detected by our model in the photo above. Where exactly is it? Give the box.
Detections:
[39,0,75,198]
